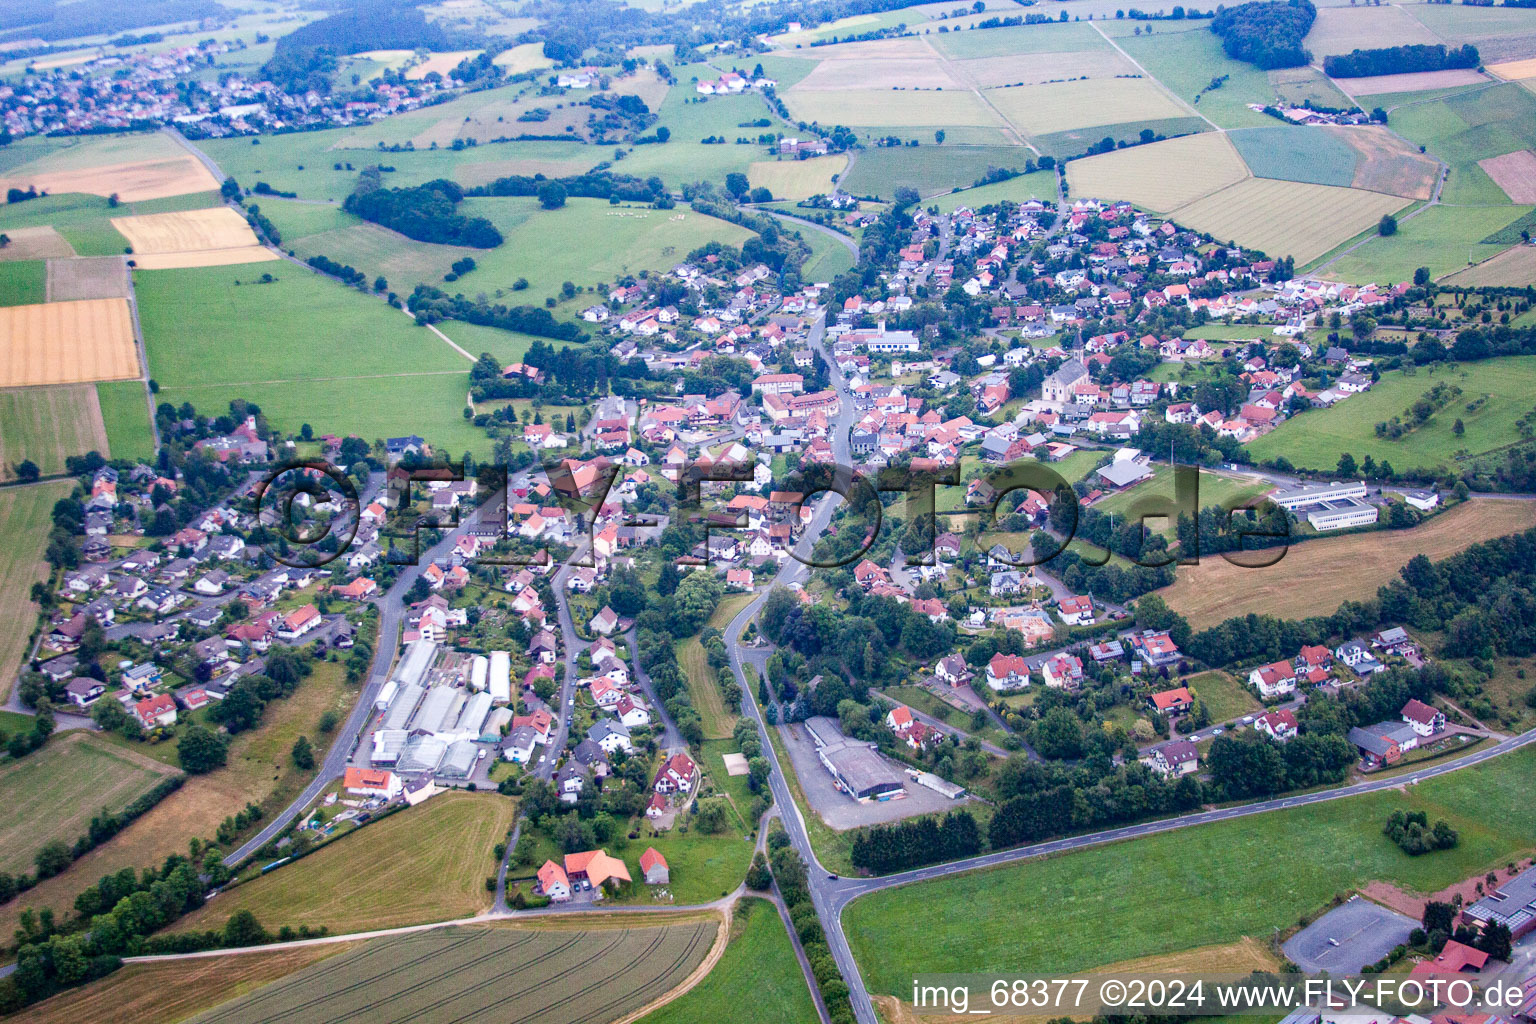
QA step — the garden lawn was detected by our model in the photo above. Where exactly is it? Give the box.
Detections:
[1182,670,1261,724]
[1246,357,1536,471]
[0,732,176,875]
[844,743,1536,995]
[640,896,816,1024]
[170,791,515,935]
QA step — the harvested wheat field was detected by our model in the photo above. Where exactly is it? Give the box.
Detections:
[1066,132,1250,213]
[0,158,217,204]
[1330,126,1439,199]
[0,225,75,261]
[0,298,138,387]
[748,155,848,199]
[1488,57,1536,82]
[1478,149,1536,203]
[1444,244,1536,286]
[784,87,1003,127]
[46,256,129,301]
[1344,68,1490,95]
[1160,499,1536,628]
[112,207,277,268]
[17,943,359,1024]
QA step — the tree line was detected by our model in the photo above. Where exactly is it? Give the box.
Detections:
[1323,43,1480,78]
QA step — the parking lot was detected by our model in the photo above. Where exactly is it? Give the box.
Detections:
[1283,898,1418,973]
[778,721,966,830]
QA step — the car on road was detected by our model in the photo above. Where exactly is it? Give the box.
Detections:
[828,874,838,880]
[1242,715,1254,723]
[1212,727,1225,735]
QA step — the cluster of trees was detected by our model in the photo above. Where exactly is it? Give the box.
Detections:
[409,285,586,343]
[344,176,503,248]
[259,0,452,94]
[207,649,312,736]
[768,832,855,1024]
[987,755,1206,850]
[306,253,368,288]
[849,810,981,874]
[1204,730,1356,799]
[1384,810,1459,854]
[1422,900,1513,961]
[758,585,955,685]
[1209,0,1316,69]
[469,170,668,205]
[1324,43,1479,78]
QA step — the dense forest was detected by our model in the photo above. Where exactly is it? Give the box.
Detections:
[260,0,455,94]
[1324,43,1480,78]
[0,0,223,42]
[343,176,504,248]
[1209,0,1316,69]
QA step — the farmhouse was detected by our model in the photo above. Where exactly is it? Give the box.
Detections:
[564,848,632,892]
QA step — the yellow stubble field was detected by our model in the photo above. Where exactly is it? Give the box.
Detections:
[111,207,278,269]
[0,298,139,387]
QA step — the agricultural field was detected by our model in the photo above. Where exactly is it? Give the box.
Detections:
[1166,177,1409,266]
[111,206,276,269]
[798,228,857,284]
[0,481,73,700]
[1305,6,1440,59]
[1159,499,1536,629]
[1227,124,1359,190]
[1477,149,1536,204]
[929,170,1056,213]
[641,898,816,1024]
[838,144,1034,199]
[1115,27,1276,130]
[1321,204,1533,284]
[678,635,735,740]
[845,743,1536,995]
[1246,357,1536,472]
[1444,243,1536,287]
[746,155,847,200]
[1269,66,1355,112]
[0,383,110,479]
[927,21,1112,61]
[262,195,753,316]
[0,131,219,203]
[783,87,1002,129]
[957,47,1136,89]
[1344,69,1491,98]
[16,943,359,1024]
[0,660,355,940]
[189,919,720,1024]
[1066,132,1250,213]
[0,191,220,258]
[0,259,46,304]
[1405,3,1536,62]
[789,54,961,91]
[199,130,600,201]
[403,49,483,80]
[0,297,139,387]
[0,732,178,876]
[985,77,1192,138]
[1333,126,1440,199]
[172,792,514,936]
[1390,82,1536,206]
[95,381,157,463]
[46,256,130,301]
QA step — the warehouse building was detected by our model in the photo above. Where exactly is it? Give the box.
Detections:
[805,716,906,803]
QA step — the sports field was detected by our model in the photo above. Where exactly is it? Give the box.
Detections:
[0,661,354,940]
[189,920,719,1024]
[0,132,219,203]
[0,298,139,387]
[747,156,847,200]
[1089,467,1271,536]
[986,77,1191,137]
[0,481,72,700]
[1167,177,1409,266]
[0,732,177,875]
[1247,357,1536,471]
[1321,204,1532,284]
[112,207,276,269]
[172,792,514,935]
[0,384,110,479]
[1066,132,1250,213]
[641,898,816,1024]
[1160,499,1536,628]
[15,943,357,1024]
[844,743,1536,992]
[95,381,157,462]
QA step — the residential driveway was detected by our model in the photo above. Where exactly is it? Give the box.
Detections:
[777,720,968,830]
[1283,897,1417,973]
